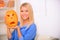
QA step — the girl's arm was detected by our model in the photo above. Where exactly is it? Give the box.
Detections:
[16,26,22,38]
[7,28,12,39]
[16,22,24,40]
[7,27,15,40]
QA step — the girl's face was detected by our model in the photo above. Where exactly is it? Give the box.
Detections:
[20,6,29,20]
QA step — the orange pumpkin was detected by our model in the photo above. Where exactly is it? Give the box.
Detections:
[0,0,5,8]
[7,0,14,8]
[5,10,18,28]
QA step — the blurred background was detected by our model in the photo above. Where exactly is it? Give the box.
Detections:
[0,0,60,40]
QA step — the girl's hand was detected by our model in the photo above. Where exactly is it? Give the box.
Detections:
[7,26,19,30]
[7,26,12,39]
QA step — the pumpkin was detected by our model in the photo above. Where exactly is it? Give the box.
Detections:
[0,0,5,8]
[5,10,18,28]
[7,0,14,8]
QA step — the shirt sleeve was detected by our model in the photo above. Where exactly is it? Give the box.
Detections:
[19,36,24,40]
[19,24,36,40]
[17,21,20,26]
[9,30,16,40]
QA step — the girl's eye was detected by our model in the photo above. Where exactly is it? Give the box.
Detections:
[26,10,28,12]
[21,10,23,12]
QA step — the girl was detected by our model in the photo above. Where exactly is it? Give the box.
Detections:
[7,3,36,40]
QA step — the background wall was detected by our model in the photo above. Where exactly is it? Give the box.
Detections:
[45,0,60,38]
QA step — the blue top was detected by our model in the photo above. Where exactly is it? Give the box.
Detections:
[9,22,36,40]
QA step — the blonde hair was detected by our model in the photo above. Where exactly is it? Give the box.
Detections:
[20,3,34,27]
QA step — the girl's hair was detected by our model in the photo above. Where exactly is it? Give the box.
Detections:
[20,3,34,27]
